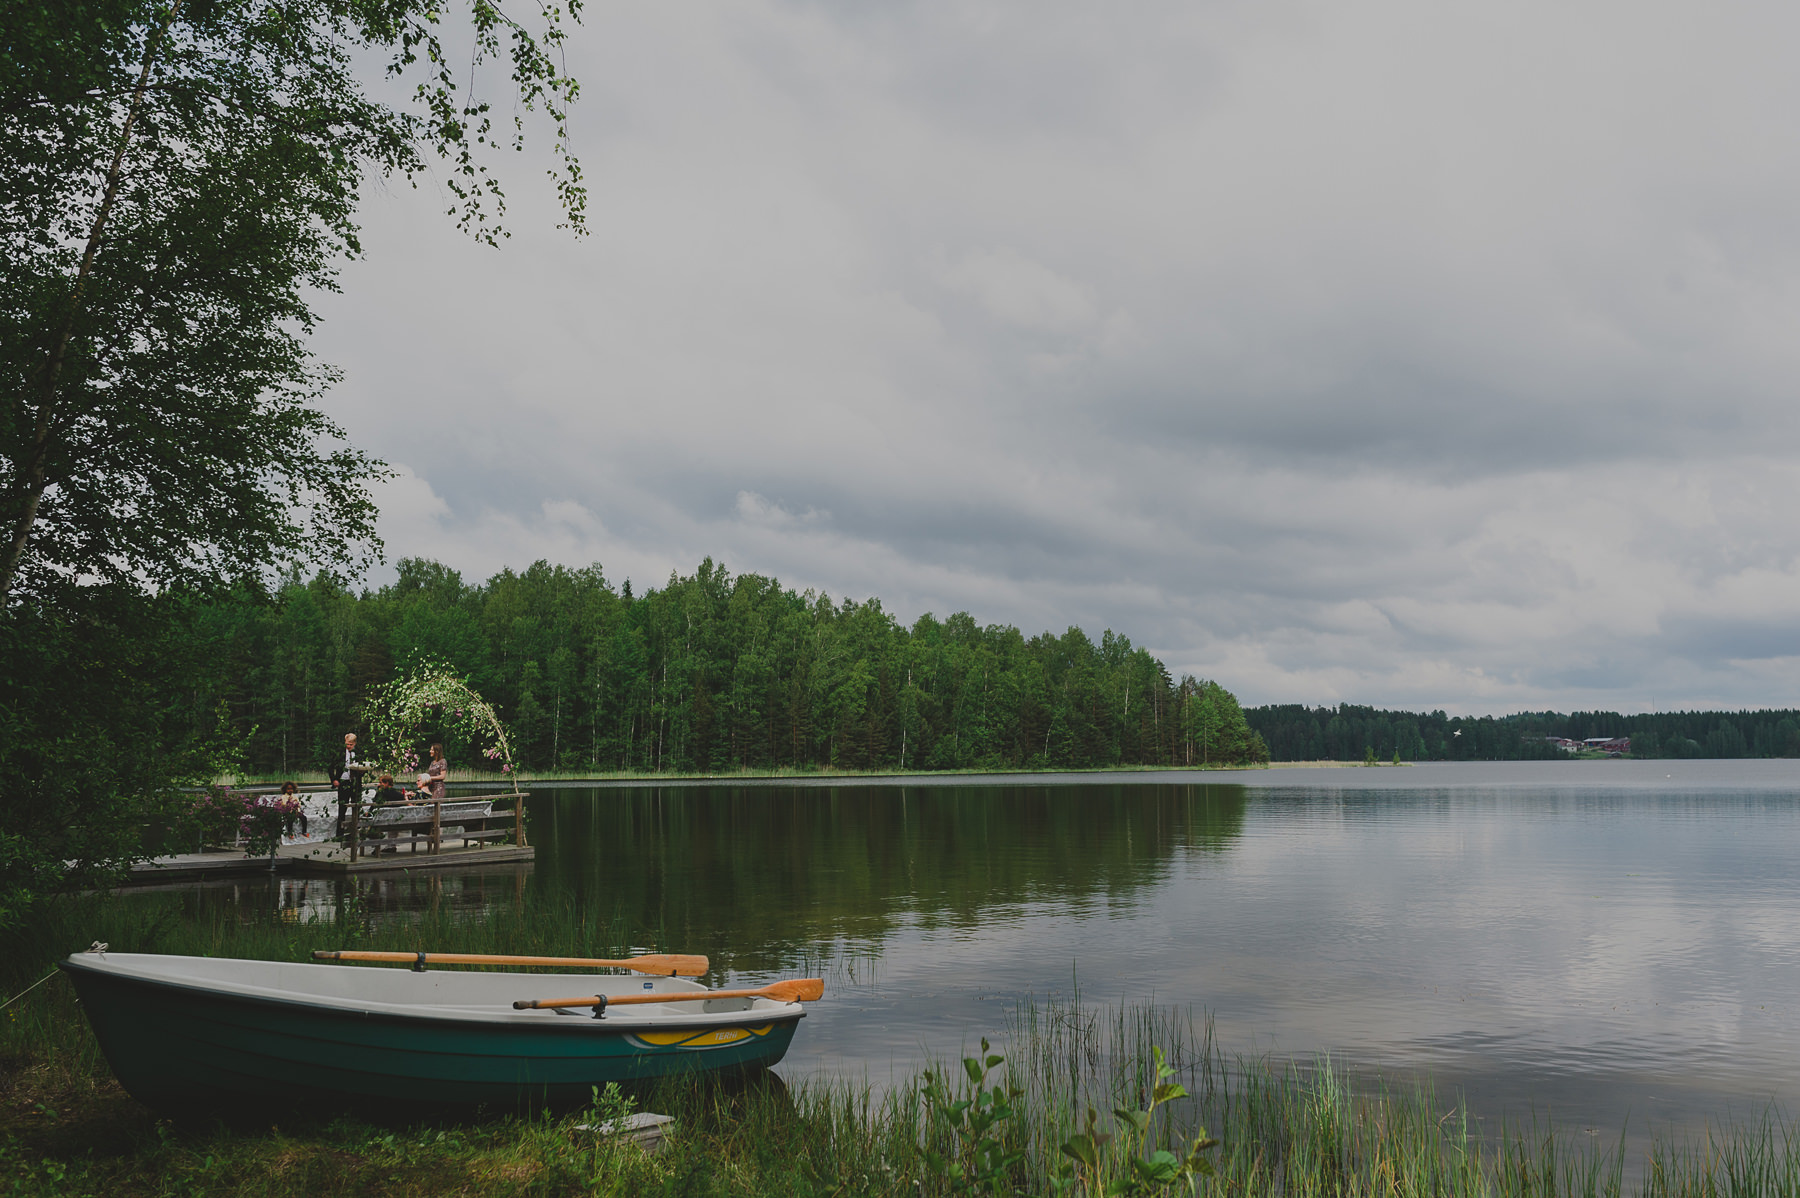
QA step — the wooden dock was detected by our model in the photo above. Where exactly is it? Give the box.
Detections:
[283,839,535,875]
[127,851,280,884]
[126,840,533,885]
[122,789,534,886]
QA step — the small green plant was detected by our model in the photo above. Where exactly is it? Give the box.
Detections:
[1051,1047,1218,1197]
[920,1038,1026,1195]
[1364,745,1378,766]
[537,1082,640,1191]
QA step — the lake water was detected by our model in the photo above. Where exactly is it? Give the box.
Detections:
[182,761,1800,1148]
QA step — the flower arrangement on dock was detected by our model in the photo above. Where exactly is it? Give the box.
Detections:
[189,785,252,848]
[239,792,303,858]
[187,787,303,856]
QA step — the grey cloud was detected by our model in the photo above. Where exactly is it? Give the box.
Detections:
[312,0,1800,714]
[1658,618,1800,668]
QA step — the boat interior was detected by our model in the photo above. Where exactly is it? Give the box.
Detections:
[66,952,792,1023]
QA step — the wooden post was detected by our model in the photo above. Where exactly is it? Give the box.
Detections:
[430,800,442,855]
[348,797,359,862]
[514,795,526,848]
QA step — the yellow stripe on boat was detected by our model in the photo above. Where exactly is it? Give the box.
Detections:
[629,1024,775,1050]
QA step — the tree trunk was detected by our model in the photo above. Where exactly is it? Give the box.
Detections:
[1,4,181,602]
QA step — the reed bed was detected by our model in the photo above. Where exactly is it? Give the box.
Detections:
[2,896,1797,1195]
[997,991,1799,1197]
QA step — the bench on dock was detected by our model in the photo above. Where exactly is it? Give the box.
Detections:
[346,795,527,862]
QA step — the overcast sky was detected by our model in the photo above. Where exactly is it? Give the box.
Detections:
[310,0,1800,715]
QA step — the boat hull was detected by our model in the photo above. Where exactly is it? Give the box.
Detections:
[61,956,800,1112]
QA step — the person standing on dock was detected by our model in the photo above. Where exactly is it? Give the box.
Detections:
[426,744,448,801]
[332,733,368,839]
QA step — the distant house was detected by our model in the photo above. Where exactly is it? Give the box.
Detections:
[1582,736,1631,756]
[1540,737,1580,753]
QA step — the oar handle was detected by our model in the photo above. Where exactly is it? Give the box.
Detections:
[312,950,709,976]
[514,979,824,1011]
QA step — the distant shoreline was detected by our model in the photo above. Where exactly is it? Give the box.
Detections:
[224,761,1279,787]
[208,754,1800,793]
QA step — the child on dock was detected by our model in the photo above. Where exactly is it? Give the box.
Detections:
[367,773,410,854]
[280,781,307,837]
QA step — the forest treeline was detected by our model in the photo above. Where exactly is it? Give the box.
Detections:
[188,558,1269,776]
[1247,704,1800,761]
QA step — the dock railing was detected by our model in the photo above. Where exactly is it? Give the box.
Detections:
[344,791,528,862]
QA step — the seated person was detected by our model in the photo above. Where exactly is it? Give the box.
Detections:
[365,773,411,854]
[279,780,308,836]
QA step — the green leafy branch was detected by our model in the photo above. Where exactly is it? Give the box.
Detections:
[1052,1047,1219,1197]
[383,0,588,241]
[919,1039,1027,1195]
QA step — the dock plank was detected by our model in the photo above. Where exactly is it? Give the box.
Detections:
[124,840,533,884]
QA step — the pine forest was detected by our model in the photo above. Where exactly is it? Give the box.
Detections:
[187,558,1269,777]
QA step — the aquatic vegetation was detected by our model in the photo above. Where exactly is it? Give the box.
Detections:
[919,1039,1027,1194]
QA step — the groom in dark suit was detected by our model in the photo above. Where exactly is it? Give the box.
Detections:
[332,732,369,839]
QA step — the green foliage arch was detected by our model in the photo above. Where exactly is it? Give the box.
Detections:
[360,656,518,792]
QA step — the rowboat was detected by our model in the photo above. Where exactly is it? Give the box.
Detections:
[60,948,809,1112]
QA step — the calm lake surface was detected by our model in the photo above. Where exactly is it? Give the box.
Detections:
[179,761,1800,1146]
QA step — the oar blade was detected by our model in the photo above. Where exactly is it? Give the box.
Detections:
[629,953,709,976]
[763,978,825,1003]
[512,978,825,1010]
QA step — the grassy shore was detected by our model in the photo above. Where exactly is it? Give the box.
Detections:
[2,896,1795,1196]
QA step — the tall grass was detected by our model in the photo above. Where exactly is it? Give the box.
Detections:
[4,899,1799,1195]
[998,993,1798,1196]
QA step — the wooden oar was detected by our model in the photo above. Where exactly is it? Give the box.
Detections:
[311,950,709,976]
[513,977,824,1014]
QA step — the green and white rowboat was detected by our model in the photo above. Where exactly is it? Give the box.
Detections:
[60,948,807,1112]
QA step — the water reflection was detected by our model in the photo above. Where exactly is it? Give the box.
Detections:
[163,866,534,928]
[529,784,1248,972]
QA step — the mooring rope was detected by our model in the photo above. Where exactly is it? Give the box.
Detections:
[0,968,59,1012]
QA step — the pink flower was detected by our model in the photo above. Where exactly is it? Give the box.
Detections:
[502,764,511,772]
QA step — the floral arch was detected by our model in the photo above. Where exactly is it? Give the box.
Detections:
[360,655,519,793]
